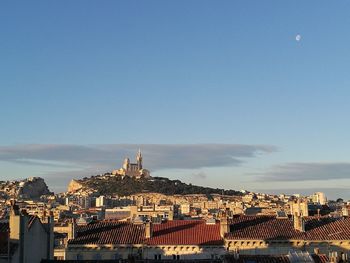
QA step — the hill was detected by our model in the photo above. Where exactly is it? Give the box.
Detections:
[0,177,51,200]
[68,174,243,196]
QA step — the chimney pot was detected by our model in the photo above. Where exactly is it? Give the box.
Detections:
[145,221,152,238]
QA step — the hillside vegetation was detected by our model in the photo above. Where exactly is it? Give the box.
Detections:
[79,175,242,196]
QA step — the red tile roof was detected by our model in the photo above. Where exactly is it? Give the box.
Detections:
[224,254,290,263]
[312,254,329,263]
[68,216,350,246]
[147,220,223,246]
[68,221,145,245]
[68,220,223,246]
[226,215,350,241]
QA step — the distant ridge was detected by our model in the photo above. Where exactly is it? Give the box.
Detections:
[68,173,243,196]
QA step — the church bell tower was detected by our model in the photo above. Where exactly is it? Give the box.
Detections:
[137,149,143,170]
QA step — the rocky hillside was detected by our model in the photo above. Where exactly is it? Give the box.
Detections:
[67,174,242,196]
[0,177,51,199]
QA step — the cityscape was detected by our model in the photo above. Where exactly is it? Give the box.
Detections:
[1,151,350,262]
[1,1,350,263]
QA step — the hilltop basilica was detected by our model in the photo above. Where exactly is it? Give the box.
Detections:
[112,149,151,179]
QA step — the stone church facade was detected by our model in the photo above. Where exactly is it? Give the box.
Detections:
[112,149,151,179]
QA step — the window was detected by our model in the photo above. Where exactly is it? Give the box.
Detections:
[76,254,83,260]
[93,254,101,260]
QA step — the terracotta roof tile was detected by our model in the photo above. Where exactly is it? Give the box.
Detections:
[68,221,145,245]
[224,254,290,263]
[68,220,223,246]
[226,215,350,241]
[147,220,223,246]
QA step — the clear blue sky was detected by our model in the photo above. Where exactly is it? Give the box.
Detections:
[1,1,350,199]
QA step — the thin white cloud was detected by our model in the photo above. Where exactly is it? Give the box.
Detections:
[256,162,350,181]
[0,144,276,171]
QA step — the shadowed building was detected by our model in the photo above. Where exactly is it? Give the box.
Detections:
[0,203,54,263]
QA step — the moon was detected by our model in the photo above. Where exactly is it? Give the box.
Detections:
[295,34,301,42]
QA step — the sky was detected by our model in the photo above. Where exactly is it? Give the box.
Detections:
[1,1,350,200]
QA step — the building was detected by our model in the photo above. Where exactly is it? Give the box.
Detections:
[311,192,327,205]
[104,205,174,221]
[58,219,224,260]
[225,215,350,256]
[95,196,105,207]
[53,211,350,261]
[104,207,131,221]
[289,198,309,217]
[180,203,191,215]
[112,149,151,178]
[133,205,174,220]
[0,202,54,263]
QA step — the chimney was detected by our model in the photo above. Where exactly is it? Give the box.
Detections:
[10,201,20,216]
[292,198,306,232]
[220,216,229,238]
[68,219,77,240]
[46,211,55,259]
[145,221,152,239]
[314,248,320,255]
[42,210,47,222]
[9,201,25,240]
[9,202,28,263]
[293,212,305,232]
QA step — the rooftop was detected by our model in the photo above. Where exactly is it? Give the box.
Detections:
[226,215,350,240]
[68,220,223,246]
[147,220,223,245]
[68,221,145,245]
